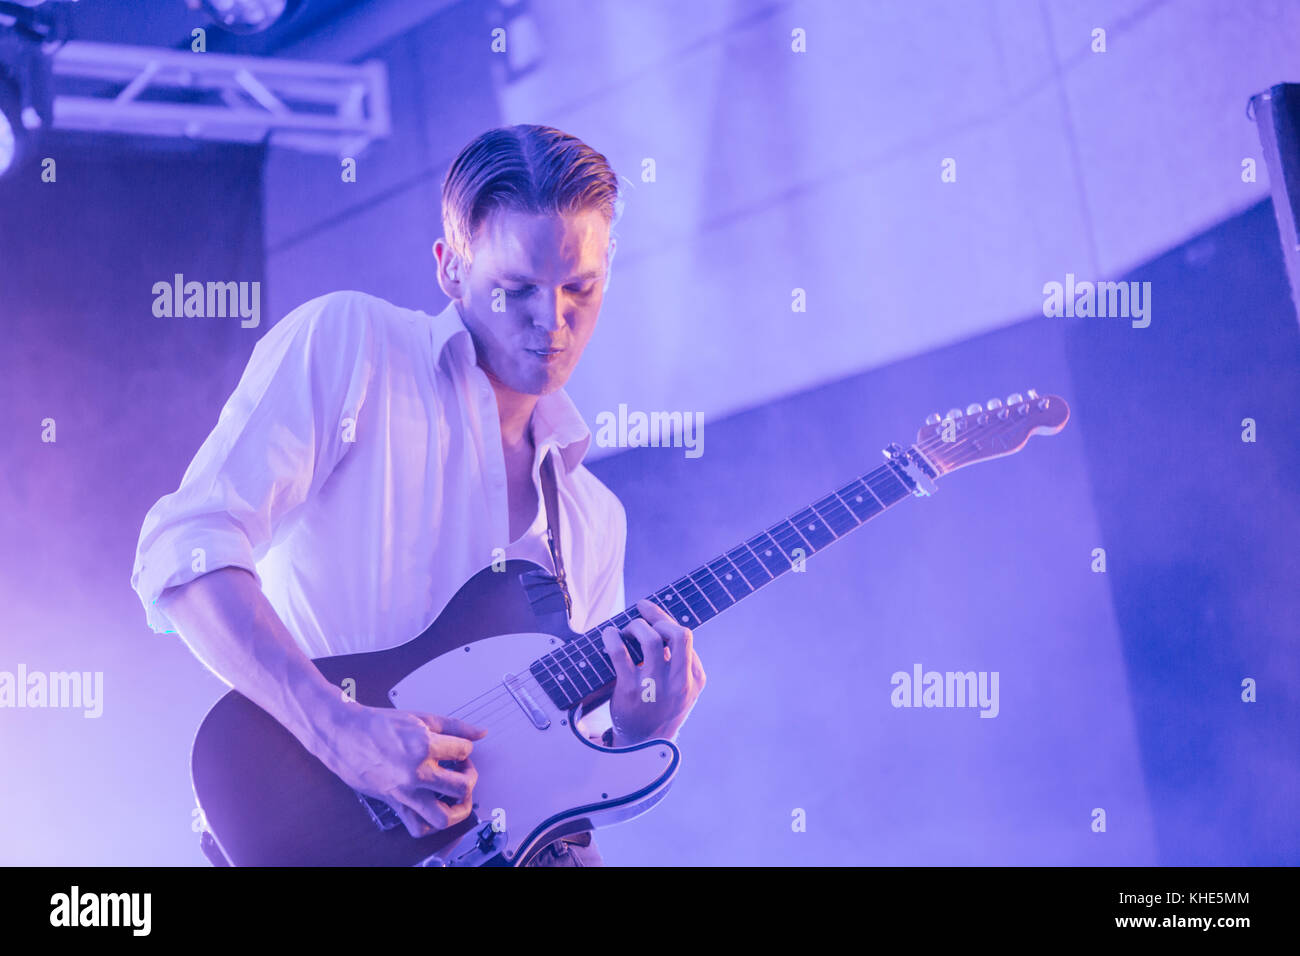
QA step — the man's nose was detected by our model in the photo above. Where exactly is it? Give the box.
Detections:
[531,291,567,331]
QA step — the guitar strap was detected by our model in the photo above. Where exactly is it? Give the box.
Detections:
[537,446,601,860]
[539,447,572,621]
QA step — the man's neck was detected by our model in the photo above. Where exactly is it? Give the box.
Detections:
[454,299,540,452]
[490,378,539,452]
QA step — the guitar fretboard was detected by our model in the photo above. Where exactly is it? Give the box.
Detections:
[528,453,924,711]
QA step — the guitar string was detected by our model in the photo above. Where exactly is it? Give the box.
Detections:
[436,415,1031,731]
[383,412,1052,810]
[435,413,1039,729]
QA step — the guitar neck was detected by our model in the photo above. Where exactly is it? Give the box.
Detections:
[528,442,939,710]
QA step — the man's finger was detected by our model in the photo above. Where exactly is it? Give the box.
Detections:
[691,650,706,687]
[418,712,488,741]
[637,598,674,626]
[390,800,434,838]
[435,789,476,829]
[659,625,691,681]
[397,786,467,832]
[423,728,476,763]
[625,618,668,666]
[601,626,635,680]
[414,757,477,801]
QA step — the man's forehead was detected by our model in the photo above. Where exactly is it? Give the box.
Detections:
[476,208,610,277]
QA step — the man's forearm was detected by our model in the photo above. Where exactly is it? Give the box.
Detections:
[156,566,346,757]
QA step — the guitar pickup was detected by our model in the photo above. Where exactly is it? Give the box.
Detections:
[503,673,551,729]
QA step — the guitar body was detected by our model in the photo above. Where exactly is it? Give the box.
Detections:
[191,560,680,866]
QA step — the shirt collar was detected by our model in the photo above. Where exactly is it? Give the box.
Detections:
[427,299,592,473]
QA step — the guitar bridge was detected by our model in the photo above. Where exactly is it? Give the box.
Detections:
[356,791,403,831]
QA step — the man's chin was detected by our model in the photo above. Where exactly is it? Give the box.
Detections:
[503,368,570,398]
[533,374,570,396]
[529,362,575,395]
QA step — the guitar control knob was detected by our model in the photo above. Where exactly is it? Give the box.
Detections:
[925,412,942,425]
[946,408,964,419]
[966,403,982,415]
[985,398,1003,410]
[1026,388,1039,400]
[1007,392,1024,405]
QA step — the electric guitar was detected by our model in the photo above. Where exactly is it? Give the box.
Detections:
[191,390,1070,865]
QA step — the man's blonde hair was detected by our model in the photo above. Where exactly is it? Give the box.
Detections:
[441,124,622,264]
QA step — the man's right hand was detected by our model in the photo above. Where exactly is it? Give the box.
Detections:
[156,569,489,839]
[311,704,488,838]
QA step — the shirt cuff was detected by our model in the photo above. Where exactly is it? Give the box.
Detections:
[575,698,614,741]
[131,525,263,634]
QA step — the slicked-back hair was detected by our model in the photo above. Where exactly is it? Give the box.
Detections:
[441,124,622,264]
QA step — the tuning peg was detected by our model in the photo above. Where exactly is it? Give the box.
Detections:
[946,407,964,419]
[1026,388,1039,400]
[925,412,942,425]
[985,398,1003,410]
[1007,392,1024,405]
[966,403,982,415]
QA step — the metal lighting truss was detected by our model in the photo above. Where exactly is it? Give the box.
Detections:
[47,40,389,155]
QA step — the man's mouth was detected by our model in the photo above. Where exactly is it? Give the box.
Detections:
[526,347,565,357]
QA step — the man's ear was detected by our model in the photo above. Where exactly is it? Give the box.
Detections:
[433,238,467,299]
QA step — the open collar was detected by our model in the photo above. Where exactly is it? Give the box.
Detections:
[427,299,592,473]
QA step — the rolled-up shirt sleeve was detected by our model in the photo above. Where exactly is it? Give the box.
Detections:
[130,291,374,633]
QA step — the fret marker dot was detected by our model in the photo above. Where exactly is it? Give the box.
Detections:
[807,523,816,531]
[725,573,733,580]
[856,495,863,502]
[680,615,689,623]
[765,549,773,557]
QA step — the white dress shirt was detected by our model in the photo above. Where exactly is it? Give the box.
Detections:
[130,290,628,660]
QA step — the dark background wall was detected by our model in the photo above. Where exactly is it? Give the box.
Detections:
[1,133,268,864]
[1062,202,1300,865]
[585,200,1300,865]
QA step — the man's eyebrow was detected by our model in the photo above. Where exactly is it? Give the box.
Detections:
[499,271,602,283]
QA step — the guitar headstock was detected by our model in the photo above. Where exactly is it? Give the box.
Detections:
[915,390,1069,477]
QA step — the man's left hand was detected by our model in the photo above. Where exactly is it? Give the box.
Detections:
[599,598,706,745]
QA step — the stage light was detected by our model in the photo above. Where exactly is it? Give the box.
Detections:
[0,107,14,177]
[0,71,23,177]
[194,0,307,35]
[0,0,59,180]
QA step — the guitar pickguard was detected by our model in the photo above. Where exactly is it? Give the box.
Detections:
[388,631,679,864]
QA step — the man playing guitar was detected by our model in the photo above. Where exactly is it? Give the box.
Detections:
[131,124,706,867]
